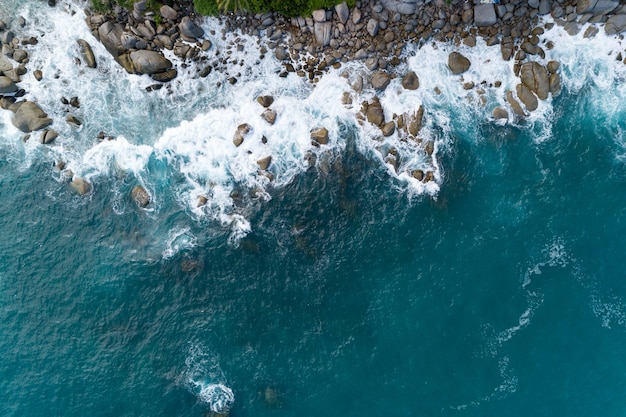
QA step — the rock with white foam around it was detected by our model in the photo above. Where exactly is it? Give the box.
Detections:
[131,185,150,208]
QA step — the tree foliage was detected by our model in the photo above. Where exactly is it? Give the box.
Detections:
[195,0,354,16]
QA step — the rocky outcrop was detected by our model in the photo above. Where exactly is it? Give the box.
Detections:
[128,50,172,75]
[516,83,538,111]
[448,52,471,74]
[233,123,251,147]
[98,21,125,56]
[492,107,509,120]
[507,91,526,117]
[10,101,52,132]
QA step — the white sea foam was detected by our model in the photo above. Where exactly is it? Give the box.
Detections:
[183,342,234,412]
[4,2,626,245]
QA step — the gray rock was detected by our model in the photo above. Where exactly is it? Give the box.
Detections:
[448,52,471,74]
[160,5,178,20]
[11,101,52,132]
[275,46,288,60]
[352,7,362,24]
[179,16,204,39]
[367,18,379,37]
[528,0,540,9]
[311,127,329,144]
[314,21,332,46]
[77,39,97,68]
[365,57,379,71]
[492,107,509,119]
[577,0,618,15]
[516,83,538,111]
[98,21,125,56]
[0,30,13,44]
[401,71,419,90]
[605,15,626,34]
[474,4,497,27]
[539,0,552,14]
[371,71,391,90]
[131,185,150,208]
[0,55,12,73]
[129,50,172,75]
[0,76,17,94]
[312,9,326,22]
[335,2,350,24]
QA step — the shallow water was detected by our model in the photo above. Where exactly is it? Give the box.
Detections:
[1,1,626,416]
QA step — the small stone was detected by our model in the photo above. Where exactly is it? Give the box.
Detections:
[33,70,43,81]
[233,123,251,147]
[257,95,274,107]
[256,155,272,170]
[66,115,82,126]
[131,185,151,208]
[197,196,208,207]
[261,108,277,125]
[70,97,80,108]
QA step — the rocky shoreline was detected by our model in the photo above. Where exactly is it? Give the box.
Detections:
[0,0,625,203]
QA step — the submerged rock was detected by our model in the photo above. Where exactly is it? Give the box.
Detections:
[70,177,92,195]
[492,107,509,120]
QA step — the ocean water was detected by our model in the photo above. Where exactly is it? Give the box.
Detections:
[1,1,626,416]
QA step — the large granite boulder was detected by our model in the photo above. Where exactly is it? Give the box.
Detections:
[314,21,332,47]
[520,62,550,100]
[129,50,172,75]
[448,52,471,74]
[381,0,417,15]
[179,16,204,39]
[507,91,526,116]
[11,101,53,132]
[335,2,349,24]
[372,71,391,90]
[576,0,618,15]
[98,21,125,56]
[77,39,97,68]
[0,75,17,94]
[474,4,497,26]
[605,15,626,34]
[516,83,538,111]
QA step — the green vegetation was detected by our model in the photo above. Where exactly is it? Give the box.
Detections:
[194,0,355,17]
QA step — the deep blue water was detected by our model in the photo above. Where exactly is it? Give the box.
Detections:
[2,1,626,416]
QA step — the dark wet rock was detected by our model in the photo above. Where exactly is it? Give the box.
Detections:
[547,60,560,73]
[401,71,419,90]
[131,185,151,208]
[40,129,58,144]
[11,101,52,132]
[151,69,178,82]
[492,107,509,119]
[311,127,329,144]
[257,95,274,107]
[66,115,82,126]
[371,71,391,90]
[197,195,208,207]
[412,169,424,181]
[256,155,272,170]
[233,123,251,147]
[448,52,471,74]
[77,39,97,68]
[261,108,277,125]
[70,177,92,195]
[408,106,424,136]
[516,83,538,111]
[70,96,80,108]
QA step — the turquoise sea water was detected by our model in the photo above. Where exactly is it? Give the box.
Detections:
[2,1,626,416]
